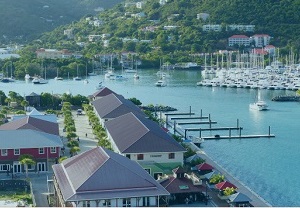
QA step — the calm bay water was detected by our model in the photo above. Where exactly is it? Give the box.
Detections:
[1,69,299,206]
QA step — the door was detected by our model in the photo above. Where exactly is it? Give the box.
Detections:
[37,162,46,172]
[13,163,21,173]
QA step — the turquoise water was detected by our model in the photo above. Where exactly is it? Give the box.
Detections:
[1,69,299,206]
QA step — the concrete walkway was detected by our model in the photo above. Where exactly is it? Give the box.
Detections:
[58,111,98,156]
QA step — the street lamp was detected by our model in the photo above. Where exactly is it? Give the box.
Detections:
[205,180,208,205]
[11,165,13,180]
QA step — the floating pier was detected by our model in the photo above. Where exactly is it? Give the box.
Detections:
[164,107,275,140]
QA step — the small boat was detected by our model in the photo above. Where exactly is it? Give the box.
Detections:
[54,76,63,81]
[95,82,103,90]
[24,74,31,80]
[83,79,89,84]
[133,73,139,79]
[32,77,48,84]
[73,65,82,81]
[73,76,82,81]
[115,75,128,81]
[249,100,269,111]
[155,79,166,87]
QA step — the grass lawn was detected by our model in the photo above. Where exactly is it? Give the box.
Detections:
[0,191,33,206]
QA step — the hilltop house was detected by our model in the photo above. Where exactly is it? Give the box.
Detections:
[228,35,250,47]
[105,112,186,178]
[91,93,145,126]
[251,34,271,47]
[0,129,63,174]
[52,147,169,207]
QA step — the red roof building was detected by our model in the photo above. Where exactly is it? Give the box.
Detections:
[228,35,250,47]
[215,181,237,190]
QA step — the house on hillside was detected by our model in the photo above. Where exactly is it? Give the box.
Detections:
[52,147,170,207]
[0,115,59,135]
[228,35,250,47]
[91,93,145,126]
[250,34,271,47]
[105,112,186,178]
[0,129,63,174]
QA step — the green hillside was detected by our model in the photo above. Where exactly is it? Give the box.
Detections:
[0,0,123,42]
[4,0,300,79]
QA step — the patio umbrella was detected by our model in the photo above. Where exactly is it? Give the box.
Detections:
[215,181,237,190]
[228,192,251,203]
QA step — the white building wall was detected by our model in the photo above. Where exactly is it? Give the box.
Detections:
[129,152,184,164]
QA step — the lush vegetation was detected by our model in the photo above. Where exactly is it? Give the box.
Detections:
[0,0,122,43]
[2,0,300,79]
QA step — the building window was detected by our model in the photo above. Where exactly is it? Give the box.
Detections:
[0,164,10,172]
[39,148,44,154]
[14,149,20,155]
[137,154,144,160]
[27,164,35,170]
[144,168,151,174]
[1,149,7,156]
[122,198,131,207]
[103,200,111,207]
[168,153,175,159]
[50,147,56,153]
[126,154,131,159]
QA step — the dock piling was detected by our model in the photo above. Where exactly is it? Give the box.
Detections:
[237,119,239,128]
[269,126,271,136]
[229,129,231,137]
[201,109,203,117]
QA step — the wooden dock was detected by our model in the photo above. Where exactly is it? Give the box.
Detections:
[177,121,217,125]
[164,110,275,140]
[202,134,275,140]
[170,116,209,120]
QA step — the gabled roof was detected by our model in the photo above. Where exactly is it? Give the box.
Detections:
[92,93,145,119]
[160,176,203,194]
[0,116,59,135]
[52,147,169,201]
[12,114,58,123]
[172,166,185,174]
[27,92,40,97]
[196,163,214,171]
[105,112,186,153]
[0,129,63,149]
[204,170,220,180]
[28,108,43,116]
[185,153,203,163]
[215,181,237,190]
[92,87,117,98]
[229,35,249,39]
[228,192,251,203]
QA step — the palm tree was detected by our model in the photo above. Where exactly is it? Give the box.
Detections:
[19,154,36,178]
[70,146,80,156]
[21,100,29,111]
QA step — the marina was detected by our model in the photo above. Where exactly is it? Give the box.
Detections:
[165,111,274,140]
[0,69,299,206]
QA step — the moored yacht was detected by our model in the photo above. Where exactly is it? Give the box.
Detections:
[155,79,166,87]
[249,100,269,111]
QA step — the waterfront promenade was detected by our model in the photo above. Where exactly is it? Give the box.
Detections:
[188,143,271,207]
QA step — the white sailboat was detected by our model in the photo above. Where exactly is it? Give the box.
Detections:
[32,66,48,84]
[73,65,82,81]
[249,91,268,111]
[83,63,89,84]
[133,60,139,79]
[54,67,63,81]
